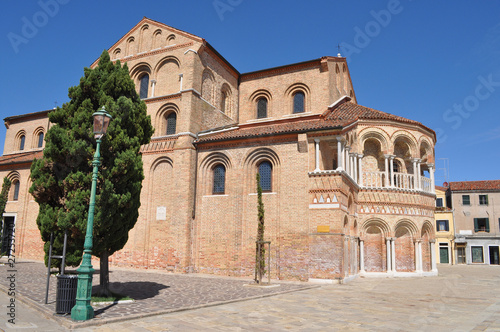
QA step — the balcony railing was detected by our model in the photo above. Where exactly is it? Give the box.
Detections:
[362,171,387,189]
[359,171,433,193]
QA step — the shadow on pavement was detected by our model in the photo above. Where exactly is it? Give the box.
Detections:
[92,281,170,301]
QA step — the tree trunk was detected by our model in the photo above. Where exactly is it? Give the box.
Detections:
[99,251,111,297]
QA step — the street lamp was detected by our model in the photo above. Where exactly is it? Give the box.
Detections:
[71,106,112,321]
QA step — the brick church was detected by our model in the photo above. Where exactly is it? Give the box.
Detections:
[0,18,438,282]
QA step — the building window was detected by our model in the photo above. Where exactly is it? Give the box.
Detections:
[462,195,470,205]
[471,246,484,263]
[19,135,25,151]
[12,180,20,201]
[139,74,149,99]
[479,195,488,205]
[258,161,272,192]
[257,98,267,119]
[166,112,176,135]
[221,91,228,113]
[436,220,449,232]
[436,198,443,207]
[37,132,44,148]
[293,91,305,113]
[212,164,226,194]
[474,218,490,232]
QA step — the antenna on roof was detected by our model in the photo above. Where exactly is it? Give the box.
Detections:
[337,44,342,57]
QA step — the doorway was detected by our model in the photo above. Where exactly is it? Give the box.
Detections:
[456,246,466,264]
[489,246,499,265]
[439,243,449,264]
[1,217,15,256]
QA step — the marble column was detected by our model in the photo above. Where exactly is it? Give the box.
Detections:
[386,238,391,272]
[359,239,365,273]
[150,79,157,98]
[430,240,437,272]
[384,155,390,188]
[358,154,364,187]
[391,238,396,272]
[428,163,435,193]
[314,139,320,172]
[389,156,395,187]
[336,137,344,170]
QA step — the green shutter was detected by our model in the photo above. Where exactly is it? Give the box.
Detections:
[474,218,479,232]
[486,218,490,232]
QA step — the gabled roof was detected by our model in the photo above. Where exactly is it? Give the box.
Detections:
[449,180,500,192]
[196,98,434,143]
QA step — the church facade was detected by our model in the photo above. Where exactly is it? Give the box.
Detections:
[0,18,438,282]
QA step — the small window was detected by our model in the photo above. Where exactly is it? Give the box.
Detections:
[474,218,490,233]
[479,195,488,205]
[462,195,470,205]
[139,74,149,99]
[166,113,177,135]
[293,91,305,113]
[471,246,484,263]
[212,164,226,194]
[436,220,449,232]
[436,198,443,207]
[221,91,227,113]
[258,161,272,192]
[13,180,20,201]
[37,132,44,148]
[257,98,267,119]
[19,135,25,151]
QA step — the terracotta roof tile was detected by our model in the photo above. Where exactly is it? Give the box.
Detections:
[449,180,500,191]
[0,151,43,166]
[196,100,433,143]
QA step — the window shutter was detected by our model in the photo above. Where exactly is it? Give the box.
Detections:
[486,218,490,232]
[474,218,478,232]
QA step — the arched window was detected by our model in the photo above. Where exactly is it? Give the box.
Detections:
[166,112,177,135]
[221,91,227,113]
[37,132,44,148]
[257,98,267,119]
[139,74,149,99]
[258,161,272,192]
[19,135,25,150]
[12,180,20,201]
[293,92,305,113]
[212,164,226,194]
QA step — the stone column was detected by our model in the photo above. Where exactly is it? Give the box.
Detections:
[384,155,390,188]
[386,238,391,272]
[389,156,395,187]
[359,239,365,273]
[412,158,418,190]
[428,163,435,193]
[430,240,437,272]
[353,154,358,183]
[336,136,344,170]
[414,240,419,272]
[345,147,351,176]
[150,79,157,98]
[418,241,423,273]
[358,154,364,187]
[314,139,320,172]
[417,161,422,190]
[391,238,396,272]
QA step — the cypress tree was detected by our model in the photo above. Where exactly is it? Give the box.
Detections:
[30,50,153,295]
[0,177,12,256]
[255,173,266,284]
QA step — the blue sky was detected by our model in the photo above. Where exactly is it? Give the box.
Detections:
[1,0,499,183]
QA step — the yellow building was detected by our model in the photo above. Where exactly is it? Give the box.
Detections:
[434,186,455,264]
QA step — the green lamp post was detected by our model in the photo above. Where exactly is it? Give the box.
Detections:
[71,106,112,321]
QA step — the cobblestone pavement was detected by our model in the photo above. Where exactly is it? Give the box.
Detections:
[80,265,500,331]
[0,259,314,329]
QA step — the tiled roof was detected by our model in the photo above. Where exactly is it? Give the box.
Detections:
[0,151,43,166]
[449,180,500,192]
[196,100,433,143]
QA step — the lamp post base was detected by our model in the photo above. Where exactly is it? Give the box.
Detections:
[70,253,95,321]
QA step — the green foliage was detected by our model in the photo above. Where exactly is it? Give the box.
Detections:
[30,50,153,269]
[0,177,12,255]
[255,173,266,283]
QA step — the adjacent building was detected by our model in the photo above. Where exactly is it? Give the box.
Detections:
[0,18,438,281]
[448,180,500,265]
